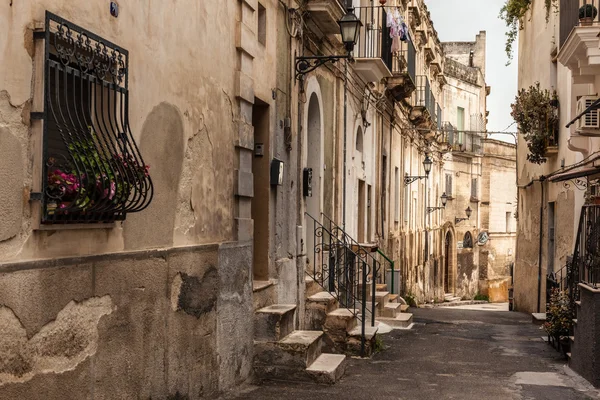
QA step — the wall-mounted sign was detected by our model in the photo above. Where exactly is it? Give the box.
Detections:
[110,2,119,17]
[457,241,463,250]
[477,231,489,245]
[270,159,284,186]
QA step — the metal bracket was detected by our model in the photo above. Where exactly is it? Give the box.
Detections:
[295,55,349,80]
[455,217,469,224]
[30,112,44,120]
[30,192,43,201]
[33,31,46,40]
[427,206,445,214]
[404,174,426,186]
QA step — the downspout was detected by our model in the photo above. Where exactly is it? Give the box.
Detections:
[537,177,546,313]
[342,60,348,229]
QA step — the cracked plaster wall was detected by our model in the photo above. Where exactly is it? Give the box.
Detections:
[0,0,245,262]
[0,243,253,399]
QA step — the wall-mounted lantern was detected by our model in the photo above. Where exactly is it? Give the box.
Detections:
[295,8,362,80]
[404,154,432,186]
[427,192,448,214]
[455,206,473,224]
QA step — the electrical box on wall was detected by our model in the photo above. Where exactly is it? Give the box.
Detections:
[254,143,264,157]
[270,159,284,186]
[303,168,313,197]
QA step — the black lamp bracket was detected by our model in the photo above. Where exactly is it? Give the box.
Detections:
[455,217,469,224]
[404,175,427,186]
[295,55,350,80]
[427,206,445,214]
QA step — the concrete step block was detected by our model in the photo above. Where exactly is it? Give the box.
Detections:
[255,304,296,342]
[400,304,410,313]
[530,312,546,325]
[325,308,358,332]
[254,330,324,375]
[305,292,339,331]
[306,353,347,384]
[253,280,275,311]
[377,313,413,328]
[383,302,402,318]
[346,325,379,357]
[388,294,400,303]
[305,276,324,298]
[376,283,388,292]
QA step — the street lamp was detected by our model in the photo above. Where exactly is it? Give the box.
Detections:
[404,154,433,186]
[455,206,473,224]
[427,192,448,214]
[295,8,362,80]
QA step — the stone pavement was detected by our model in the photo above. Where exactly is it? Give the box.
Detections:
[225,307,600,400]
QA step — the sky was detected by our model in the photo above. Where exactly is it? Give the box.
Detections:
[426,0,518,143]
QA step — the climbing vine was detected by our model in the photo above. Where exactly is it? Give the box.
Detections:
[500,0,558,64]
[511,82,559,164]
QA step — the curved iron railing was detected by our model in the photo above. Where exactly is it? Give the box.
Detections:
[41,12,153,223]
[305,213,379,356]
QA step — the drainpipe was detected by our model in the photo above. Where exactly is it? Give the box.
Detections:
[537,177,546,313]
[342,59,348,229]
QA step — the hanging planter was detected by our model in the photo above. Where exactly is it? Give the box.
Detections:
[579,4,598,26]
[511,82,559,164]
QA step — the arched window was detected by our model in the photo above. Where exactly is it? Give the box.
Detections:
[463,231,473,248]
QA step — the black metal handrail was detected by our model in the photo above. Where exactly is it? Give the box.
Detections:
[320,213,395,292]
[572,205,600,289]
[354,6,393,73]
[546,256,579,312]
[447,131,483,155]
[305,213,378,357]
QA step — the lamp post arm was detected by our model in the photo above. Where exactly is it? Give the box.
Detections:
[295,55,350,80]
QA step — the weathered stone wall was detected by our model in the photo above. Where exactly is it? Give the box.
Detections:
[0,243,253,399]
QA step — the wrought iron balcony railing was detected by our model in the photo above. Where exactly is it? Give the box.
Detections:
[393,32,416,81]
[354,6,393,72]
[446,130,484,155]
[413,75,436,118]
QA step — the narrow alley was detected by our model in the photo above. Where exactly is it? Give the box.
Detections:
[230,308,600,400]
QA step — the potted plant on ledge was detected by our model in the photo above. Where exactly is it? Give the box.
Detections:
[579,4,598,26]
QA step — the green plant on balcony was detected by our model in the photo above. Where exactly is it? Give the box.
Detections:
[579,4,598,25]
[500,0,558,64]
[511,82,559,164]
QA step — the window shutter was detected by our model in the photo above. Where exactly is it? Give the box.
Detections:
[445,174,453,196]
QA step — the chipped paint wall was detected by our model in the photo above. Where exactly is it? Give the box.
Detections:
[0,243,253,399]
[0,0,270,397]
[0,0,281,261]
[515,0,583,313]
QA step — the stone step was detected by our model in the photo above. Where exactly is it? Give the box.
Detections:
[347,325,379,357]
[305,276,324,298]
[255,304,296,342]
[400,304,410,313]
[567,352,572,359]
[445,296,461,303]
[325,308,358,332]
[377,313,413,329]
[569,336,575,343]
[388,294,400,303]
[306,353,347,384]
[575,300,581,307]
[376,283,388,292]
[254,330,325,382]
[253,280,275,311]
[374,292,390,313]
[531,313,546,325]
[383,302,402,318]
[305,291,340,331]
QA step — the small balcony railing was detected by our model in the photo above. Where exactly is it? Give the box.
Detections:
[573,205,600,289]
[413,76,436,116]
[354,6,393,72]
[393,32,416,81]
[447,130,484,155]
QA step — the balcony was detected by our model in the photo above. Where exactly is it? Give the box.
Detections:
[305,0,346,35]
[409,75,437,128]
[408,0,422,29]
[558,0,600,83]
[447,130,484,157]
[388,32,416,101]
[353,6,393,83]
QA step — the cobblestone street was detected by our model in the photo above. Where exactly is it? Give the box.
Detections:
[229,308,600,400]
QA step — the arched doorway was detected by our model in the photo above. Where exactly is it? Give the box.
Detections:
[444,231,454,293]
[304,91,323,272]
